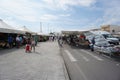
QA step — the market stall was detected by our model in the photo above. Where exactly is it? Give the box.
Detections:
[0,19,25,48]
[37,32,49,42]
[61,30,90,48]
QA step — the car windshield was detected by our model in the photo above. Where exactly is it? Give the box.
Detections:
[102,34,114,39]
[96,41,110,46]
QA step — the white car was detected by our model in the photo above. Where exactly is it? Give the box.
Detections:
[94,41,120,56]
[85,31,119,45]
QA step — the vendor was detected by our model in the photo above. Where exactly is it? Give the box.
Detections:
[8,35,13,48]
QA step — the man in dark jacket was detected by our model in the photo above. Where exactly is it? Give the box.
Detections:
[8,35,13,48]
[91,37,95,51]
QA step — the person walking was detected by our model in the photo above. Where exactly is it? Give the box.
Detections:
[16,35,20,48]
[34,35,38,46]
[8,35,13,48]
[91,37,95,51]
[19,36,23,46]
[58,36,63,47]
[31,38,35,52]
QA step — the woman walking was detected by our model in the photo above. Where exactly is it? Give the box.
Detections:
[31,38,36,52]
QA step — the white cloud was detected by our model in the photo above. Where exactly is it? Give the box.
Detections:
[0,0,40,22]
[41,14,58,21]
[1,0,119,33]
[0,0,73,23]
[0,0,96,22]
[1,1,35,15]
[59,14,71,17]
[86,0,120,29]
[43,0,96,10]
[17,15,38,22]
[78,0,96,6]
[3,17,21,28]
[100,0,120,25]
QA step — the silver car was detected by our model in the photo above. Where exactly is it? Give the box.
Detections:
[94,41,120,56]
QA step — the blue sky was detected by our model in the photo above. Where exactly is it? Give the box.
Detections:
[0,0,120,33]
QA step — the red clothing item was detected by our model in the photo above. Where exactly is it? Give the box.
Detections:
[80,35,85,39]
[25,44,31,51]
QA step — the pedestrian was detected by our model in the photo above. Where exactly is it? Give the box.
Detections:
[19,36,23,46]
[8,35,13,48]
[52,36,55,41]
[58,36,63,47]
[31,38,35,52]
[16,35,20,48]
[34,35,38,46]
[91,37,95,51]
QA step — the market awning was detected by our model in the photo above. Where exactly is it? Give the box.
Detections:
[62,30,88,35]
[0,19,24,34]
[17,26,36,35]
[37,32,49,36]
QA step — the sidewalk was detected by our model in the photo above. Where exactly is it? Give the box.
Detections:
[0,41,69,80]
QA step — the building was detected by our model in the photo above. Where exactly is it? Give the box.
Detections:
[101,25,120,34]
[90,28,101,31]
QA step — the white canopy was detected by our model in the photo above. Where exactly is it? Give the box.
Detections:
[18,26,31,32]
[37,32,49,36]
[0,19,24,34]
[17,26,36,35]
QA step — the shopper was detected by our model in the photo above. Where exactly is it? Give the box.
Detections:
[31,38,35,52]
[19,36,23,46]
[16,35,20,48]
[34,35,38,46]
[8,35,13,48]
[58,36,63,47]
[91,37,95,51]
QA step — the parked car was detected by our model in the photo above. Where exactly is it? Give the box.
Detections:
[102,34,119,45]
[116,37,120,41]
[113,35,120,42]
[94,41,120,56]
[85,31,119,45]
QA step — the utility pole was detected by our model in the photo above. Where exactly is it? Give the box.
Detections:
[48,23,49,34]
[40,22,42,33]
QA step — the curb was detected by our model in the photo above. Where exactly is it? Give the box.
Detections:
[62,61,70,80]
[59,48,70,80]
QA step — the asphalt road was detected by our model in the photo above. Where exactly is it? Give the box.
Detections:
[61,45,120,80]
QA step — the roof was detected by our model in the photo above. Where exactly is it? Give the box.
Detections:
[90,30,110,35]
[0,19,24,34]
[17,26,36,34]
[62,30,89,35]
[18,26,31,32]
[37,32,49,36]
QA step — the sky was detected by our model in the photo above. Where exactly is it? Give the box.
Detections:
[0,0,120,33]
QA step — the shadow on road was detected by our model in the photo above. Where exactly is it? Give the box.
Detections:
[69,45,90,50]
[34,51,42,55]
[0,47,23,56]
[112,56,120,63]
